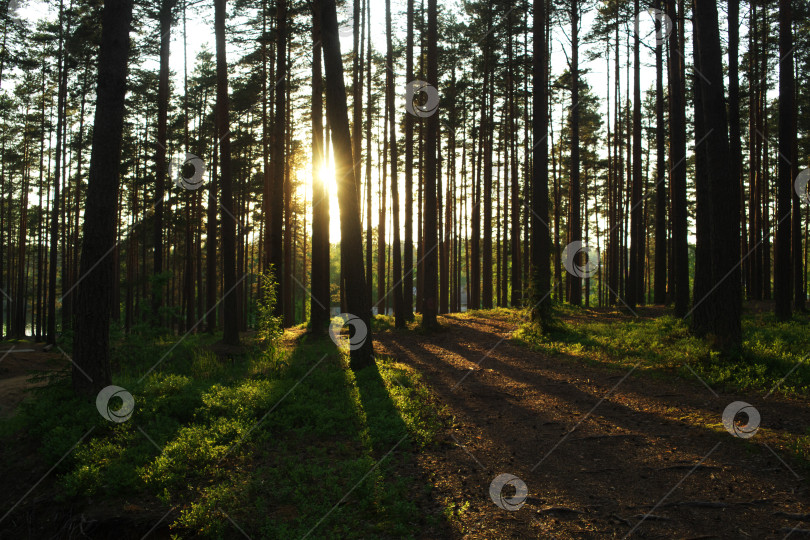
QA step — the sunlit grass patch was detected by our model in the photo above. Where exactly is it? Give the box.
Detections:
[0,322,446,538]
[513,304,810,396]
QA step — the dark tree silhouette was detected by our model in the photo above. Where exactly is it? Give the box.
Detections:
[693,0,742,352]
[71,0,134,395]
[627,0,643,309]
[386,0,405,327]
[653,0,666,305]
[666,0,689,316]
[310,2,329,334]
[152,0,174,324]
[214,0,239,345]
[422,0,440,330]
[566,0,582,306]
[269,0,286,319]
[530,0,551,325]
[775,0,794,320]
[317,0,374,367]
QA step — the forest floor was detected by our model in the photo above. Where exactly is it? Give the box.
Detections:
[0,342,64,419]
[375,308,810,538]
[1,307,809,538]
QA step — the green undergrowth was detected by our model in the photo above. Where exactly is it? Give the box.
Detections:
[0,324,446,538]
[512,303,810,397]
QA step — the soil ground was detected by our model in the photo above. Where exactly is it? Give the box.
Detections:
[375,311,810,539]
[0,341,67,419]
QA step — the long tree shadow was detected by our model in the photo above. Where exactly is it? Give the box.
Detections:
[376,327,810,538]
[239,332,453,539]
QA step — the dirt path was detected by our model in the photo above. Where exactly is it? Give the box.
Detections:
[0,343,66,419]
[375,313,810,539]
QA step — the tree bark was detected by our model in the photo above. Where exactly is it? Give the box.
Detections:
[214,0,239,345]
[775,0,794,320]
[628,0,643,308]
[270,0,286,319]
[317,0,374,367]
[653,0,666,305]
[567,0,582,306]
[72,0,134,395]
[310,3,329,333]
[530,0,551,324]
[421,0,439,329]
[403,0,414,319]
[385,0,404,327]
[693,0,742,352]
[666,0,689,316]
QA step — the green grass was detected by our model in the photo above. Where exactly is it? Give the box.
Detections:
[513,303,810,397]
[0,327,447,538]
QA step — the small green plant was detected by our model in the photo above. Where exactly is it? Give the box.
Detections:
[256,269,283,348]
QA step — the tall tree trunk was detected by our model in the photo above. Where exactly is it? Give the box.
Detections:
[385,0,404,327]
[206,130,218,332]
[531,0,551,325]
[283,69,293,326]
[727,0,746,305]
[152,0,173,325]
[509,16,521,308]
[567,0,582,306]
[72,0,134,395]
[352,0,362,204]
[653,0,666,305]
[310,4,329,333]
[775,0,794,320]
[470,91,481,310]
[481,7,493,310]
[317,0,373,367]
[365,1,373,308]
[693,0,742,352]
[261,0,272,276]
[403,0,414,320]
[270,0,286,319]
[691,20,712,337]
[47,0,68,344]
[214,0,239,345]
[666,0,689,316]
[378,107,387,311]
[421,0,439,329]
[789,6,802,311]
[628,0,643,309]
